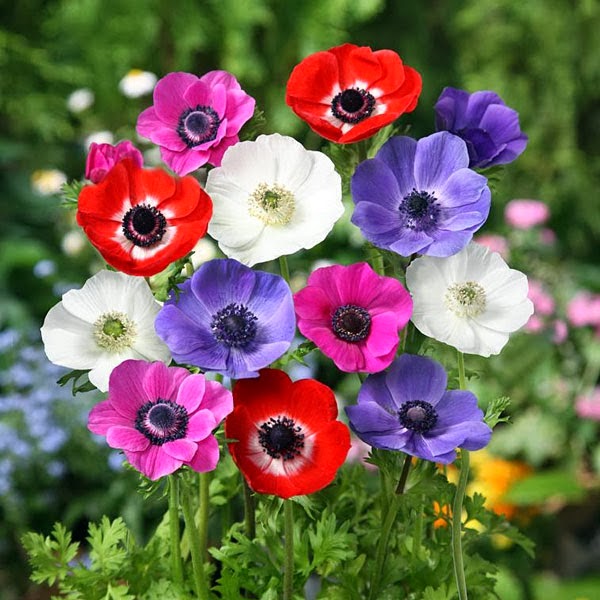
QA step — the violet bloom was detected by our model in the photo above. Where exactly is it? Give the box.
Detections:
[88,360,233,480]
[155,258,295,379]
[435,87,528,169]
[345,354,492,463]
[85,140,143,183]
[351,132,491,257]
[137,71,255,176]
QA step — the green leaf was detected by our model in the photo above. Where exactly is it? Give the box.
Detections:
[503,469,586,505]
[56,369,97,395]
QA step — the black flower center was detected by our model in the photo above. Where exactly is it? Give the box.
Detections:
[135,399,189,446]
[398,400,438,434]
[331,88,376,124]
[399,189,440,232]
[177,105,221,147]
[258,416,305,460]
[332,304,371,343]
[122,204,167,247]
[211,303,258,348]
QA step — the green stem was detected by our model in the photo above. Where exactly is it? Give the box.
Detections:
[412,498,424,562]
[243,479,256,539]
[452,350,470,600]
[181,485,209,600]
[283,499,294,600]
[168,475,184,587]
[369,453,412,600]
[198,473,210,561]
[279,256,291,284]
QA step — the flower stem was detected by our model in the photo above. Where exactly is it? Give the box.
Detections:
[369,453,412,600]
[243,479,256,539]
[283,499,294,600]
[279,256,291,284]
[412,497,424,562]
[198,472,210,561]
[181,484,209,600]
[168,475,184,587]
[452,350,470,600]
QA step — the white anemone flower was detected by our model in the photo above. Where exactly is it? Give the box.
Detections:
[41,270,171,391]
[118,69,157,98]
[206,133,343,266]
[405,242,534,356]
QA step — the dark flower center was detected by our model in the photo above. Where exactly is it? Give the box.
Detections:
[398,400,438,434]
[399,189,440,232]
[177,105,221,147]
[258,416,305,460]
[122,204,167,247]
[135,399,189,446]
[211,303,258,348]
[331,88,376,124]
[332,304,371,343]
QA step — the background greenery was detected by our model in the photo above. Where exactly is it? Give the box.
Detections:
[1,0,599,598]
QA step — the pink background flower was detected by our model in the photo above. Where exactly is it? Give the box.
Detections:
[504,199,550,229]
[575,387,600,421]
[85,140,143,183]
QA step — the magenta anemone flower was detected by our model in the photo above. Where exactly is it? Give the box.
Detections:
[136,71,255,176]
[294,262,413,373]
[88,360,233,480]
[85,140,144,183]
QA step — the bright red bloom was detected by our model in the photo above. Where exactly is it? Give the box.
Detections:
[225,369,351,499]
[77,158,212,276]
[285,43,422,144]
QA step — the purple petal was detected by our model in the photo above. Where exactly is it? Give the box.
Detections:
[437,169,489,209]
[423,229,474,257]
[386,354,448,406]
[434,87,470,130]
[153,72,198,124]
[388,227,434,256]
[351,201,404,247]
[465,91,504,124]
[351,158,403,211]
[375,136,418,194]
[106,426,150,452]
[414,132,469,190]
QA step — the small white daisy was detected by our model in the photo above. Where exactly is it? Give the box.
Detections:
[118,69,157,98]
[206,133,344,266]
[405,242,534,356]
[40,270,171,391]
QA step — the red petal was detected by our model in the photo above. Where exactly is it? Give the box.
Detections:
[286,49,339,105]
[331,44,383,90]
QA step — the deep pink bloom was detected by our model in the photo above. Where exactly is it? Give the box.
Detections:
[136,71,255,176]
[575,387,600,421]
[294,262,413,373]
[504,199,549,229]
[566,292,600,327]
[474,233,509,259]
[88,360,233,480]
[85,141,143,183]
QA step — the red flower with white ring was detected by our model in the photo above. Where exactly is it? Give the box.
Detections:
[285,43,422,144]
[76,158,213,276]
[225,369,351,499]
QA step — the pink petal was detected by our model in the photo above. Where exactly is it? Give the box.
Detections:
[224,89,255,135]
[106,425,150,451]
[205,135,236,167]
[162,438,198,461]
[182,80,218,112]
[160,146,210,176]
[186,436,220,473]
[200,70,241,90]
[187,409,218,441]
[198,381,233,424]
[175,374,206,413]
[142,362,189,402]
[88,400,130,435]
[107,360,155,420]
[137,107,186,151]
[128,445,181,480]
[154,72,198,124]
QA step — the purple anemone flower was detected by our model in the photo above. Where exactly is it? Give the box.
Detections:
[155,258,295,379]
[136,71,255,176]
[345,354,492,463]
[435,87,528,169]
[351,132,491,257]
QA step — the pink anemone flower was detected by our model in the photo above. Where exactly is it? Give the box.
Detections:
[136,71,255,176]
[294,262,413,373]
[88,360,233,480]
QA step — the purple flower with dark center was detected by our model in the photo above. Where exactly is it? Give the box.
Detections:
[435,87,528,169]
[351,132,491,257]
[155,258,296,379]
[345,354,492,463]
[136,71,255,176]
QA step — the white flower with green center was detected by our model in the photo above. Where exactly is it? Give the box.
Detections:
[41,270,171,391]
[206,133,343,266]
[405,242,534,356]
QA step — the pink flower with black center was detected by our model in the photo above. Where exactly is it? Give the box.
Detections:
[88,360,233,480]
[136,71,255,176]
[293,262,413,373]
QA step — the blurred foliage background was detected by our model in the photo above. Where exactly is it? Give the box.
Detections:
[1,0,599,598]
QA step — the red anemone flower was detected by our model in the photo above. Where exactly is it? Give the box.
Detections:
[225,369,351,499]
[285,43,422,144]
[77,158,213,276]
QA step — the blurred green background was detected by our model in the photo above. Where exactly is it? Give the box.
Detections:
[1,0,599,598]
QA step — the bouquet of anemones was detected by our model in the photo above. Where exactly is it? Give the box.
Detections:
[27,44,535,600]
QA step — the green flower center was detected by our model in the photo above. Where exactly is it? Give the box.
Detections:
[444,281,487,318]
[93,311,137,352]
[248,183,295,226]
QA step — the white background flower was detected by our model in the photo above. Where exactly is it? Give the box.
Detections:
[206,133,343,266]
[118,69,157,98]
[405,242,534,356]
[41,270,171,391]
